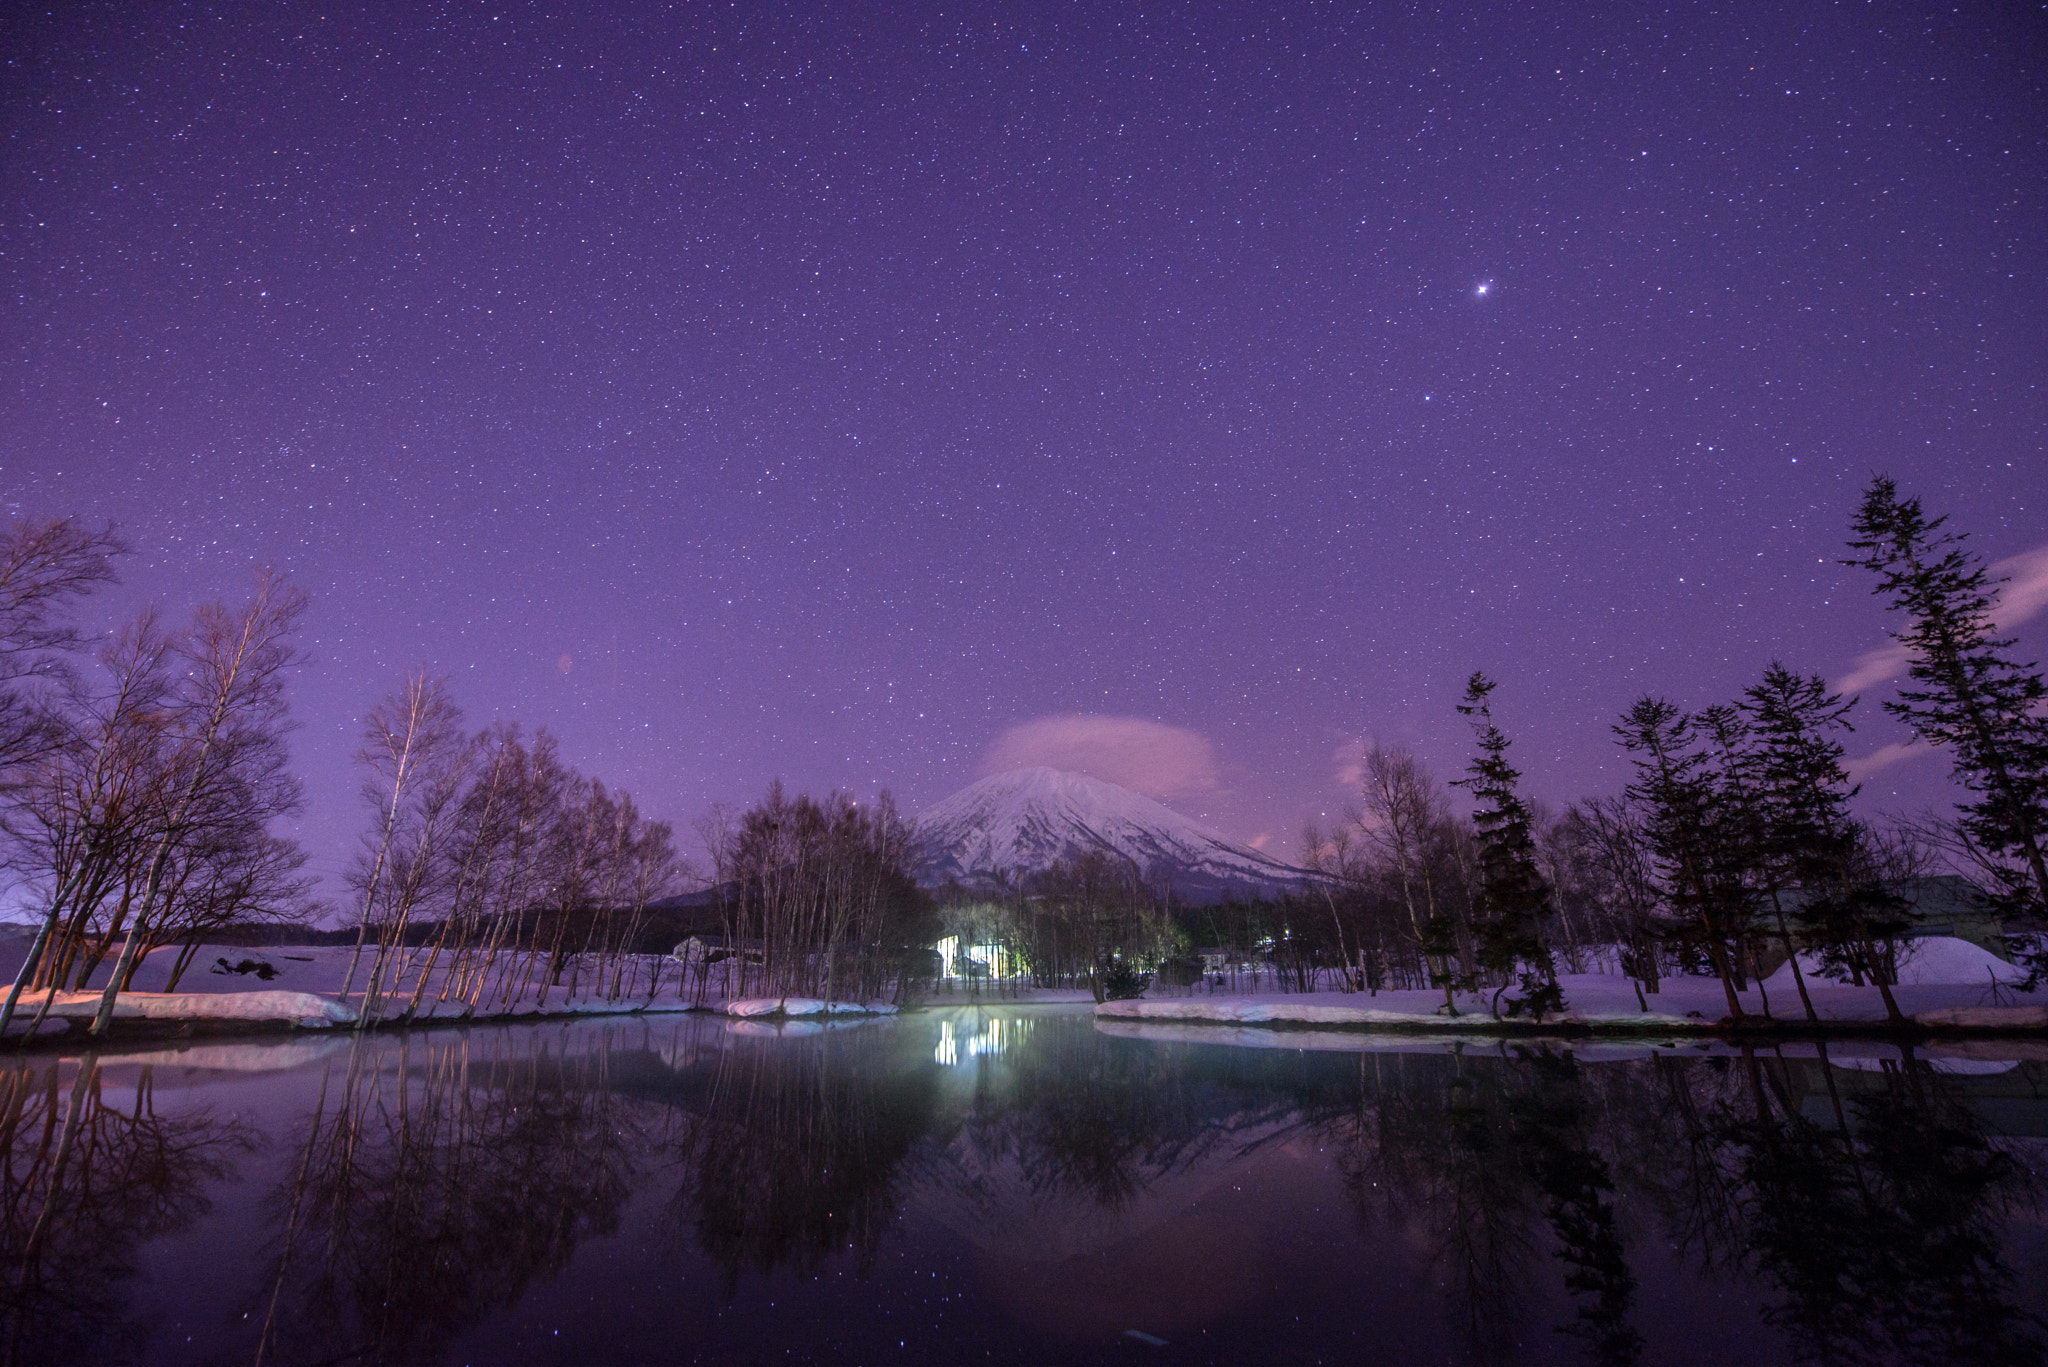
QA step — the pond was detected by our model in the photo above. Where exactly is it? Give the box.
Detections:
[1,1006,2044,1366]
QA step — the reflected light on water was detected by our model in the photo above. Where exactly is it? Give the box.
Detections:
[1,1011,2043,1366]
[933,1014,1024,1065]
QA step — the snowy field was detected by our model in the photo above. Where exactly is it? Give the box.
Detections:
[0,929,901,1034]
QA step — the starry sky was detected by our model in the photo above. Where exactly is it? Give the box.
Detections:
[5,1,2045,890]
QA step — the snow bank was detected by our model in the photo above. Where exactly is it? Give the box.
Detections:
[1096,993,1696,1030]
[1097,965,2048,1034]
[1094,1019,1517,1055]
[722,997,897,1018]
[1765,936,2027,989]
[18,989,357,1027]
[1912,1005,2048,1030]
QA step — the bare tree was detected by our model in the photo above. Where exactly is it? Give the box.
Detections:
[338,672,465,1004]
[354,730,472,1026]
[154,830,313,990]
[88,571,307,1036]
[0,614,173,1035]
[1300,820,1363,991]
[1557,797,1667,1008]
[707,784,928,1002]
[1360,742,1469,1011]
[0,516,123,780]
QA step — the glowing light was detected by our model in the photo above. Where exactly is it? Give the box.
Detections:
[934,1017,1023,1065]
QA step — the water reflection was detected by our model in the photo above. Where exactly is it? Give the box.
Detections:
[0,1057,254,1366]
[670,1021,937,1285]
[1324,1050,1642,1363]
[1725,1051,2043,1364]
[251,1028,656,1366]
[0,1017,2039,1365]
[933,1014,1023,1066]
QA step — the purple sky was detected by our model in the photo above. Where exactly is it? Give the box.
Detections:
[6,2,2045,893]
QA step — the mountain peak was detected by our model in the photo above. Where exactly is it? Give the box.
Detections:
[911,767,1309,903]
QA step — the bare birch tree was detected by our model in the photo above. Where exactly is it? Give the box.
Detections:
[88,571,307,1037]
[0,516,123,782]
[338,672,465,1003]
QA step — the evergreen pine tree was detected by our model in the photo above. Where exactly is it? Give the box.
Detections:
[1693,703,1783,1016]
[1735,664,1901,1021]
[1614,697,1749,1020]
[1848,477,2048,914]
[1453,673,1562,1019]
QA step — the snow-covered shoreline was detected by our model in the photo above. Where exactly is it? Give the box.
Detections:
[1096,938,2048,1037]
[5,988,901,1036]
[1,933,2041,1044]
[0,934,902,1040]
[1093,994,2048,1036]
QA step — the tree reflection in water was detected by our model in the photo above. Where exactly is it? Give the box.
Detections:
[0,1055,253,1367]
[1724,1048,2044,1366]
[1320,1043,2044,1367]
[0,1018,2037,1366]
[667,1022,2045,1365]
[1319,1048,1637,1364]
[945,1020,1241,1213]
[670,1023,938,1285]
[255,1026,655,1367]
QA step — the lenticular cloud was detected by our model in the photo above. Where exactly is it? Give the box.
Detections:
[979,715,1220,800]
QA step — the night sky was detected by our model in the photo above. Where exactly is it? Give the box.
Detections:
[5,2,2045,890]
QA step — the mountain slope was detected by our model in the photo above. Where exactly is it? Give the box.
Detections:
[911,767,1311,903]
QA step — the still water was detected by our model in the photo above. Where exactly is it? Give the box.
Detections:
[1,1006,2043,1366]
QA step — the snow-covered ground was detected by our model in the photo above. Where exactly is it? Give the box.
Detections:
[0,930,899,1034]
[1098,937,2048,1034]
[0,929,2039,1039]
[1093,1018,2048,1067]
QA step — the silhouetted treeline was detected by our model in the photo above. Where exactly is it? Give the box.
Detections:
[939,478,2048,1014]
[0,521,314,1039]
[4,475,2043,1022]
[336,673,687,1024]
[695,782,938,1003]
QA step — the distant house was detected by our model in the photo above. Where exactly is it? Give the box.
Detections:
[1881,875,2011,957]
[934,934,1015,981]
[1756,874,2010,974]
[669,934,764,966]
[1193,945,1269,974]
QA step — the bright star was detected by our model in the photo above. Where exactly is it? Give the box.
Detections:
[1475,281,1492,298]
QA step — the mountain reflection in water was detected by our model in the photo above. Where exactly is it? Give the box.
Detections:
[0,1011,2040,1366]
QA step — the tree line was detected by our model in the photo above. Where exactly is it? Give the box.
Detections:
[0,526,310,1038]
[0,525,701,1033]
[942,477,2048,1017]
[1,472,2043,1022]
[333,672,688,1025]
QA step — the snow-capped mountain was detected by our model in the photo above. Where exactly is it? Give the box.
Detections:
[910,767,1313,903]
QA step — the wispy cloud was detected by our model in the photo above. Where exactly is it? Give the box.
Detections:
[1837,542,2048,695]
[1843,738,1934,783]
[979,715,1220,799]
[1836,643,1913,697]
[1331,738,1369,789]
[1997,542,2048,625]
